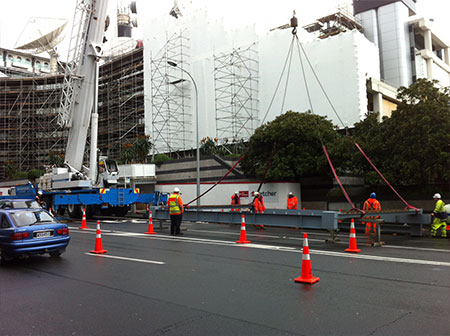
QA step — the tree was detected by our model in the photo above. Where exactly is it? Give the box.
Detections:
[120,144,135,164]
[380,79,450,185]
[240,111,340,181]
[133,135,153,163]
[350,112,388,184]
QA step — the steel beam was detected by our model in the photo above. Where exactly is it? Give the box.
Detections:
[150,206,430,237]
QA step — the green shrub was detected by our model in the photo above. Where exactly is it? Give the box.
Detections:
[27,169,45,180]
[152,154,171,167]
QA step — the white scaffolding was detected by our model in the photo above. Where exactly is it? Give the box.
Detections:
[214,43,259,142]
[151,29,192,155]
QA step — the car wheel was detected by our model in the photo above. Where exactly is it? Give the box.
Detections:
[0,248,13,265]
[49,251,62,258]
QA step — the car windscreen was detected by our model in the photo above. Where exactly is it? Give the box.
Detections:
[0,200,41,209]
[10,211,56,227]
[106,160,118,173]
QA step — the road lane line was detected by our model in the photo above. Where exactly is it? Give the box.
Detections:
[308,249,450,266]
[381,245,450,253]
[72,228,450,267]
[85,253,165,264]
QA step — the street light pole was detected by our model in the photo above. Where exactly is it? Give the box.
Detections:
[168,61,200,206]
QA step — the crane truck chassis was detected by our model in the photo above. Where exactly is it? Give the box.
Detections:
[1,182,167,219]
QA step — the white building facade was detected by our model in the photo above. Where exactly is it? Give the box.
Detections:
[142,0,449,155]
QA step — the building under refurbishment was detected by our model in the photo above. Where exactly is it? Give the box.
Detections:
[0,0,449,179]
[98,46,145,160]
[0,67,65,179]
[0,45,145,180]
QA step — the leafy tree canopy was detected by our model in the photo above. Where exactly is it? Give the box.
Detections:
[352,79,450,185]
[382,79,450,185]
[240,111,339,181]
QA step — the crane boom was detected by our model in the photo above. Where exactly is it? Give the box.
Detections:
[62,0,109,172]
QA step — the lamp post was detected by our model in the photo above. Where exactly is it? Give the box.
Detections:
[168,61,200,205]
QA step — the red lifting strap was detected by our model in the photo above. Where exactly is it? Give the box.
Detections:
[354,143,419,211]
[322,145,364,214]
[186,154,246,206]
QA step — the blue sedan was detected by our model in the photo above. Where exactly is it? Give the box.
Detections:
[0,208,70,264]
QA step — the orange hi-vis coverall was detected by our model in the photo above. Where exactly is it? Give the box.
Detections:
[253,195,266,228]
[287,196,298,209]
[363,198,381,235]
[254,196,266,213]
[231,194,240,212]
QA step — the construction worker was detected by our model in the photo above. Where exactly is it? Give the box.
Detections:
[253,191,266,229]
[431,193,447,238]
[168,187,184,236]
[287,192,298,209]
[253,192,266,213]
[363,192,381,236]
[231,191,240,212]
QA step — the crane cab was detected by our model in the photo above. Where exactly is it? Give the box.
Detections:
[98,158,118,188]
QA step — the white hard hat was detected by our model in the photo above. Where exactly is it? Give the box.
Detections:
[288,192,293,196]
[433,193,441,199]
[173,187,180,193]
[254,191,259,196]
[235,191,238,194]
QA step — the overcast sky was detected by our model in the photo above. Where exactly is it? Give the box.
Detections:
[0,0,449,56]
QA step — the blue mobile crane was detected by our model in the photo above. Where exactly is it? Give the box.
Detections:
[6,0,167,218]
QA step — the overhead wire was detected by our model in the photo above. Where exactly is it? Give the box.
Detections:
[260,37,296,125]
[184,16,414,211]
[293,29,359,211]
[292,24,415,212]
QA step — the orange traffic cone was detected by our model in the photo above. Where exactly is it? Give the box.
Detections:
[145,210,156,234]
[295,233,320,284]
[90,220,108,254]
[79,207,89,229]
[345,218,361,253]
[236,214,251,244]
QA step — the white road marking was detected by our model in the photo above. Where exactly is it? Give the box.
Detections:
[382,244,450,253]
[308,249,450,266]
[71,227,450,267]
[85,253,165,264]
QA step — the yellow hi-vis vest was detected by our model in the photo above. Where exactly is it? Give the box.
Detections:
[169,194,182,215]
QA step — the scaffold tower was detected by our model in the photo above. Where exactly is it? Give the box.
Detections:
[151,29,192,155]
[214,43,259,142]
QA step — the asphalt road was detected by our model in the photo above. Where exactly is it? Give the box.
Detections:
[1,217,449,336]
